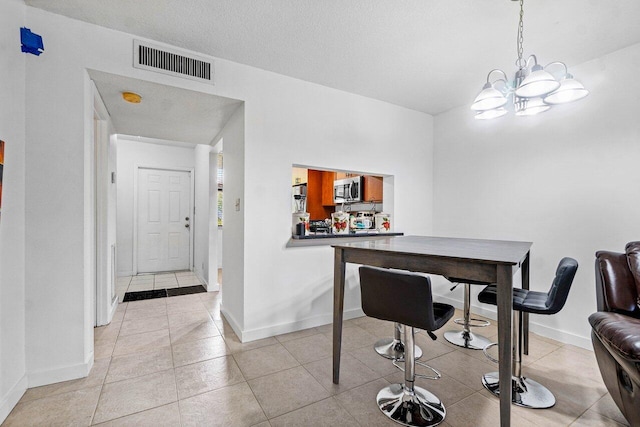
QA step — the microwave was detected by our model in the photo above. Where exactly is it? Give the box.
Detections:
[334,176,362,204]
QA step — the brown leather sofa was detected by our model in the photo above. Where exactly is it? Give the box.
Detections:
[589,242,640,426]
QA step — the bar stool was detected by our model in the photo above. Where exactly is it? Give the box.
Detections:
[374,322,423,361]
[443,278,492,350]
[477,257,578,409]
[359,266,455,427]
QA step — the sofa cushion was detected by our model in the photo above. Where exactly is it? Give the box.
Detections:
[596,251,639,314]
[625,241,640,310]
[589,312,640,360]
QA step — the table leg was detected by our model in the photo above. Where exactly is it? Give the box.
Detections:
[497,265,513,427]
[521,252,530,355]
[333,248,346,384]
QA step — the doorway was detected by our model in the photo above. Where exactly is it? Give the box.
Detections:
[88,69,242,325]
[136,167,193,273]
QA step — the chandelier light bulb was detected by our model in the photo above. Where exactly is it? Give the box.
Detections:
[471,83,508,111]
[515,65,561,98]
[475,108,508,120]
[543,76,589,105]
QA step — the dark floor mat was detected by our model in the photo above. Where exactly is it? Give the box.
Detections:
[123,289,168,302]
[167,285,207,297]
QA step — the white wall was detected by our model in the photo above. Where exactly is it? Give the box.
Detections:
[116,138,196,275]
[213,105,245,330]
[241,92,433,341]
[194,144,212,285]
[20,6,433,385]
[0,0,27,422]
[433,42,640,349]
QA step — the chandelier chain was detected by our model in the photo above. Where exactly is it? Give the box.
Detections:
[516,0,525,68]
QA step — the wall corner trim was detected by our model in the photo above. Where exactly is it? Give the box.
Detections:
[0,373,28,424]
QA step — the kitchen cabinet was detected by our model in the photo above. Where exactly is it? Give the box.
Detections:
[307,169,335,220]
[321,171,336,206]
[363,175,383,202]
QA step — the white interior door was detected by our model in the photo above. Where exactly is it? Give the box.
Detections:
[137,168,191,273]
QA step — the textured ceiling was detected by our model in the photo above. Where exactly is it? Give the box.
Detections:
[29,0,640,115]
[89,70,242,145]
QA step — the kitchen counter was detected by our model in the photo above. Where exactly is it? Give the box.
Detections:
[287,232,403,247]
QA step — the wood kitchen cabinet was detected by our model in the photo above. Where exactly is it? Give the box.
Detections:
[321,171,336,206]
[363,175,383,202]
[307,170,335,220]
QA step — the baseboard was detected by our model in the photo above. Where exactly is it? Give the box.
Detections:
[527,321,592,350]
[234,307,366,343]
[194,271,220,292]
[0,374,27,424]
[28,356,94,388]
[109,297,119,321]
[220,306,243,338]
[433,293,592,350]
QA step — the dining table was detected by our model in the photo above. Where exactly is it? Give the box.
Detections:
[332,235,532,427]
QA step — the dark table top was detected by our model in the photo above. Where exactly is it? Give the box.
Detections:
[332,235,532,266]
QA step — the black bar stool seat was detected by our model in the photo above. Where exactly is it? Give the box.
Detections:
[360,266,454,427]
[477,257,578,409]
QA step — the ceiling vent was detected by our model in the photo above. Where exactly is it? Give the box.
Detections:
[133,40,214,84]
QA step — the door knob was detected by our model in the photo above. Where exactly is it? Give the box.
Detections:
[185,217,190,221]
[185,224,190,228]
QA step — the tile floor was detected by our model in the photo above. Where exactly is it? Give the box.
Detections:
[3,295,629,426]
[116,271,205,302]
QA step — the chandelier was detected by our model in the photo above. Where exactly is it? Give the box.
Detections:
[471,0,589,120]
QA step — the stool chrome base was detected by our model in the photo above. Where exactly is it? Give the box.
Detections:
[443,330,492,350]
[375,337,423,360]
[377,383,446,427]
[482,372,556,409]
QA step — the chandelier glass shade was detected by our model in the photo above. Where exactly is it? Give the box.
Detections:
[471,0,588,119]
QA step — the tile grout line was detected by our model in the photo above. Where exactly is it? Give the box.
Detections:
[90,302,125,426]
[242,373,271,423]
[583,397,630,426]
[330,377,392,427]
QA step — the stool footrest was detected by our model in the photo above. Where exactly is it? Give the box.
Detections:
[391,360,442,381]
[453,317,490,328]
[482,342,499,364]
